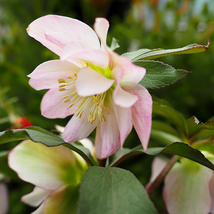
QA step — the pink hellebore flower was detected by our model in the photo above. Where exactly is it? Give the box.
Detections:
[150,155,214,214]
[27,15,152,159]
[9,140,88,214]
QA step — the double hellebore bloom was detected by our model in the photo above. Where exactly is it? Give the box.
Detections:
[27,15,152,159]
[9,140,88,214]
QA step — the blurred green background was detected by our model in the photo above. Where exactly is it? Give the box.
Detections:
[0,0,214,213]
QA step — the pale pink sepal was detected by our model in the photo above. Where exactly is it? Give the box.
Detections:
[163,159,213,214]
[61,46,109,70]
[21,187,51,207]
[127,84,152,151]
[0,183,8,214]
[119,56,146,84]
[31,202,45,214]
[95,105,120,159]
[41,88,78,119]
[209,173,214,213]
[150,157,168,182]
[8,140,76,190]
[62,105,99,143]
[112,65,138,108]
[112,103,132,148]
[76,67,114,97]
[94,18,109,47]
[27,15,100,56]
[28,60,79,90]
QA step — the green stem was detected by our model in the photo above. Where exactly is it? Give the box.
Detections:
[146,155,179,196]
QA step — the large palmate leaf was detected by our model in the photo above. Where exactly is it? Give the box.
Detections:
[110,142,214,171]
[0,126,96,166]
[135,60,189,88]
[78,166,157,214]
[122,42,209,62]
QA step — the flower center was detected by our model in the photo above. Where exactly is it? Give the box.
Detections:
[58,74,109,124]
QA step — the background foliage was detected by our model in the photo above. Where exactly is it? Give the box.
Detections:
[0,0,214,213]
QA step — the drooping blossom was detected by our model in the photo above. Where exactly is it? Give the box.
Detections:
[150,154,214,214]
[27,15,152,159]
[9,140,88,214]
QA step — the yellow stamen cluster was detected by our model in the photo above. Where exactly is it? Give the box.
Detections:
[58,74,109,124]
[88,93,110,124]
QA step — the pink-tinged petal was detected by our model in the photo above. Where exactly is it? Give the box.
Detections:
[120,56,146,83]
[112,65,138,108]
[94,18,109,46]
[27,15,100,56]
[8,140,81,190]
[62,103,99,142]
[0,183,8,214]
[76,67,114,96]
[111,53,146,83]
[60,42,88,59]
[31,202,45,214]
[112,104,132,148]
[28,60,79,90]
[62,48,109,70]
[209,173,214,213]
[113,85,138,108]
[21,187,51,207]
[44,185,79,214]
[150,157,168,182]
[163,158,213,214]
[127,84,152,151]
[95,104,120,159]
[41,88,80,118]
[79,138,94,152]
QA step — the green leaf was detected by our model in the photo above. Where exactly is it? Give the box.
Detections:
[110,38,119,50]
[135,60,189,88]
[110,142,214,171]
[78,166,157,214]
[123,42,210,62]
[152,121,180,137]
[0,126,96,166]
[194,142,214,156]
[151,121,182,145]
[152,101,188,135]
[187,116,214,142]
[122,48,152,60]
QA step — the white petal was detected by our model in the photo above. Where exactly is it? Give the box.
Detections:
[22,187,51,207]
[31,202,45,214]
[8,140,79,190]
